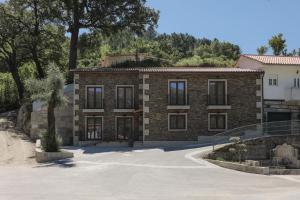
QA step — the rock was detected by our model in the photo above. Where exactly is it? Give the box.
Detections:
[273,143,300,168]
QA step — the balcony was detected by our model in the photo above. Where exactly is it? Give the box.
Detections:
[207,95,231,109]
[167,94,190,110]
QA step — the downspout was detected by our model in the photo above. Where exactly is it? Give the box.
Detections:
[261,72,264,124]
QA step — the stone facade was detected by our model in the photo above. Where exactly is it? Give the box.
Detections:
[73,68,262,145]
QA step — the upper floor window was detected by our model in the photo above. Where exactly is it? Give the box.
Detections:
[208,80,226,105]
[268,74,278,86]
[169,80,187,105]
[86,86,103,109]
[294,78,300,88]
[116,86,134,109]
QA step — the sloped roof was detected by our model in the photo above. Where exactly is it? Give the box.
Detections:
[71,67,262,73]
[242,54,300,65]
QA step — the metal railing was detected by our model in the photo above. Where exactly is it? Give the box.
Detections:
[212,120,300,150]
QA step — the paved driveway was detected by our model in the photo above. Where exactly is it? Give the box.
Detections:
[0,145,300,200]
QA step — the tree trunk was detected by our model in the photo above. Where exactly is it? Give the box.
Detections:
[68,27,79,70]
[68,0,80,70]
[46,95,58,152]
[9,64,24,102]
[32,47,45,79]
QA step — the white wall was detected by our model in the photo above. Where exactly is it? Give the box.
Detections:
[237,57,300,101]
[262,65,300,100]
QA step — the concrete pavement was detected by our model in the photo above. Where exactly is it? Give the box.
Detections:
[0,145,300,200]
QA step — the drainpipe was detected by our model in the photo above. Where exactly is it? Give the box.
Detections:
[261,72,265,125]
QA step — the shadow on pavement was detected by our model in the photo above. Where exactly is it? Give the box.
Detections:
[33,158,75,168]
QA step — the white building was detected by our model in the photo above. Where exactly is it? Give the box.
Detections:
[236,55,300,121]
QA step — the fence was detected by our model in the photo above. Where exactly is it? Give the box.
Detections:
[212,120,300,150]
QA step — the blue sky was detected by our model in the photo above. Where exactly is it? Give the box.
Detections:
[147,0,300,54]
[1,0,299,54]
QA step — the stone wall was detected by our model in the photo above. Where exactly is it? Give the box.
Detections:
[30,84,74,145]
[146,72,261,141]
[74,71,262,144]
[75,72,140,144]
[211,135,300,161]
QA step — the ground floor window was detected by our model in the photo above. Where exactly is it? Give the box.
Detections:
[86,116,103,140]
[116,117,133,140]
[168,113,187,131]
[209,113,227,130]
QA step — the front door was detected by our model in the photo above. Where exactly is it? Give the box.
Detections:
[116,117,133,140]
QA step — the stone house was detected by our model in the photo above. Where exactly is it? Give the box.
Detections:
[236,55,300,122]
[71,67,263,146]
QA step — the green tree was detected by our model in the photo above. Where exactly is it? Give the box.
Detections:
[268,33,286,56]
[55,0,159,71]
[26,64,67,152]
[256,46,268,55]
[0,3,30,101]
[7,0,68,78]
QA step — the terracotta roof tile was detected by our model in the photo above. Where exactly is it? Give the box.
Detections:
[71,67,262,73]
[243,54,300,65]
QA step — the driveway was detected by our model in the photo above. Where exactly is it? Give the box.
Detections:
[0,145,300,200]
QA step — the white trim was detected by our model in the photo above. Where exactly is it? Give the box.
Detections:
[85,116,104,140]
[115,85,135,109]
[83,109,105,113]
[113,109,135,112]
[168,79,188,105]
[168,113,188,131]
[115,116,134,140]
[85,85,104,109]
[208,113,227,131]
[167,105,190,110]
[207,79,228,105]
[207,105,231,110]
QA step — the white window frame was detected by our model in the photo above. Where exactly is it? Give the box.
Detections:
[267,74,278,86]
[293,77,300,88]
[168,79,188,106]
[85,116,104,140]
[115,85,135,109]
[208,113,227,131]
[115,116,134,140]
[168,113,188,131]
[85,85,104,110]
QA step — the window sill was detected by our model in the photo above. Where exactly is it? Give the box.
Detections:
[113,109,135,112]
[207,105,231,110]
[208,128,226,132]
[167,105,190,110]
[83,109,104,113]
[168,129,187,132]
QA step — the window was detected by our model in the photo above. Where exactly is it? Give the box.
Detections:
[86,117,103,140]
[209,113,227,130]
[294,78,300,88]
[208,80,226,105]
[169,80,187,105]
[116,117,133,140]
[116,86,134,109]
[168,113,187,131]
[86,86,103,109]
[268,75,278,86]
